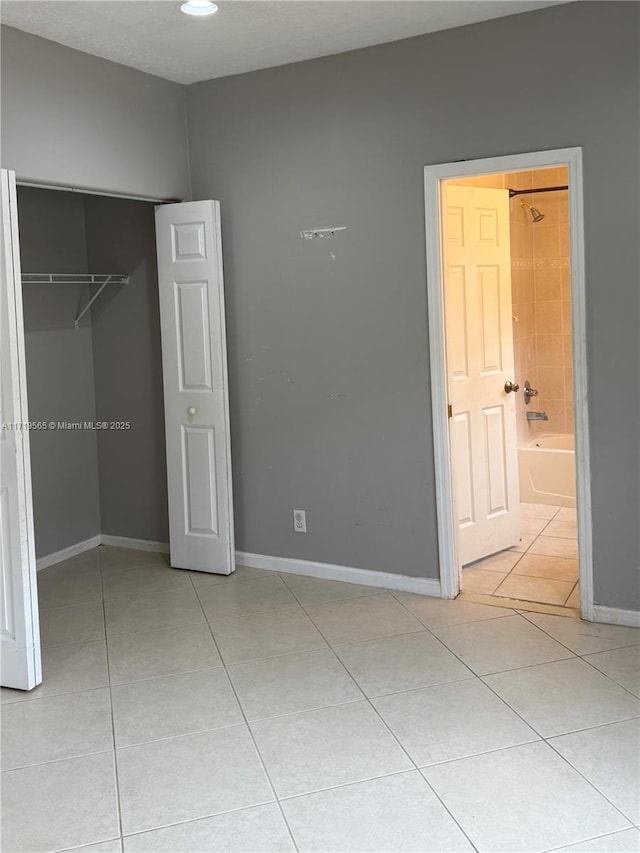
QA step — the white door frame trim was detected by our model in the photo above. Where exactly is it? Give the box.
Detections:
[424,147,594,621]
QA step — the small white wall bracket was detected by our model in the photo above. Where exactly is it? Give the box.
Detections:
[300,226,346,240]
[74,276,113,328]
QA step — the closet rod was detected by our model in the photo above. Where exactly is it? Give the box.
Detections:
[17,179,177,204]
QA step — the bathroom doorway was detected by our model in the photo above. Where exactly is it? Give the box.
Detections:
[424,148,593,620]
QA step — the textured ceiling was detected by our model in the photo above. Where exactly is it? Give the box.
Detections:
[0,0,571,85]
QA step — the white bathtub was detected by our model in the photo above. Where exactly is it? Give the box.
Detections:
[518,433,576,508]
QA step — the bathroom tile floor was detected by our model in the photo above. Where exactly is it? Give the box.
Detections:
[462,502,580,608]
[2,546,640,852]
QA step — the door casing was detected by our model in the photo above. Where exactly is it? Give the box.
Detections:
[424,147,594,620]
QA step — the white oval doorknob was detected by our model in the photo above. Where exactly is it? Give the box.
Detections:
[188,407,197,417]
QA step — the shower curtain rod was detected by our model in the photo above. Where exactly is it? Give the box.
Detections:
[508,185,568,197]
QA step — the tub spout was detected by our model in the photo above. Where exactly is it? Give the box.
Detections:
[527,411,549,421]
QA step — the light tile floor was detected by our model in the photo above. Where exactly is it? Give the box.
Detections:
[462,502,580,607]
[2,546,639,853]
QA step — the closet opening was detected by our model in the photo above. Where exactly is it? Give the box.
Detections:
[2,172,234,691]
[17,186,169,569]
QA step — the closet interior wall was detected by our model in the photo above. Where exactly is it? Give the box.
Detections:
[18,187,168,560]
[86,195,168,546]
[18,187,100,557]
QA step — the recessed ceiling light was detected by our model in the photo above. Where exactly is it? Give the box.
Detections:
[180,0,218,17]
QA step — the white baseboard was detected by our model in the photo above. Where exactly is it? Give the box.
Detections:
[236,550,442,598]
[38,539,439,599]
[593,605,640,629]
[100,535,170,554]
[36,535,102,571]
[34,538,640,621]
[37,535,169,570]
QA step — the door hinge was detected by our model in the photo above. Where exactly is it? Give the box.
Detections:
[448,403,453,419]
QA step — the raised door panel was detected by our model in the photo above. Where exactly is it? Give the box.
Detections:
[182,426,219,537]
[483,406,509,517]
[446,266,470,381]
[479,266,503,375]
[175,281,213,392]
[172,221,207,262]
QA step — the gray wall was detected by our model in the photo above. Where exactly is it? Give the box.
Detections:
[186,2,640,608]
[85,197,169,544]
[1,26,190,201]
[18,187,101,557]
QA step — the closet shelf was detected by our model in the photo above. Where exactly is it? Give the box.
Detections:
[21,272,129,328]
[22,272,129,286]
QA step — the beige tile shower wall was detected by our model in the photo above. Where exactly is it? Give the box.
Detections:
[530,166,572,436]
[508,167,572,442]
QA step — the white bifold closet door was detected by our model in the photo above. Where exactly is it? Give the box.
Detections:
[0,169,41,690]
[155,200,235,574]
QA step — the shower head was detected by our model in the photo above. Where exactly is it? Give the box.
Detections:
[520,200,545,223]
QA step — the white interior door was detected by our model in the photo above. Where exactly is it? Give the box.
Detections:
[443,184,520,566]
[0,169,41,690]
[155,201,234,574]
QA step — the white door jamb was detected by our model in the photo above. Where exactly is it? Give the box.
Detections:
[423,147,594,621]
